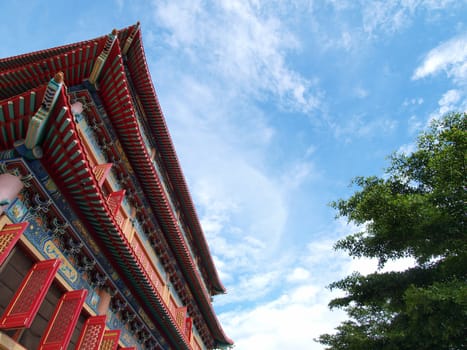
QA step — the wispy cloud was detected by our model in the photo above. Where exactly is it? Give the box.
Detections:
[362,0,416,37]
[152,0,320,114]
[218,217,415,349]
[361,0,459,38]
[354,86,369,99]
[427,88,466,123]
[218,231,346,350]
[412,32,467,83]
[145,1,462,348]
[330,114,398,142]
[219,287,345,350]
[412,32,467,124]
[147,0,326,309]
[314,0,460,52]
[2,2,466,350]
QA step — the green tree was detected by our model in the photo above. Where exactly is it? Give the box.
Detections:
[317,113,467,350]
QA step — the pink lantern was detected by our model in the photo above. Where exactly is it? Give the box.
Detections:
[0,174,23,215]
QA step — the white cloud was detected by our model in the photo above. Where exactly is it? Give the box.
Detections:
[403,97,424,106]
[354,86,369,99]
[114,0,124,12]
[304,219,416,278]
[305,145,317,157]
[220,296,345,350]
[287,267,311,283]
[408,115,423,135]
[411,32,467,129]
[148,1,327,309]
[439,89,461,110]
[347,256,416,276]
[361,0,460,38]
[218,243,347,350]
[281,160,316,191]
[331,114,398,142]
[218,219,416,350]
[362,1,415,37]
[428,89,466,122]
[412,32,467,82]
[398,142,417,155]
[152,0,320,114]
[316,0,461,52]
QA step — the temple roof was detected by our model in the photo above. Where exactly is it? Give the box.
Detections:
[0,23,232,347]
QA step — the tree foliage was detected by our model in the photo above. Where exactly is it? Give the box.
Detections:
[317,113,467,350]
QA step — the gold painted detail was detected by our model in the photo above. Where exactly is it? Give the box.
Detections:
[44,178,58,193]
[44,240,78,282]
[73,220,100,254]
[9,200,27,221]
[100,331,119,350]
[137,308,155,330]
[0,233,15,255]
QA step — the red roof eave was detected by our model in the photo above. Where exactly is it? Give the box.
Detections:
[40,87,192,350]
[101,33,232,346]
[125,30,227,295]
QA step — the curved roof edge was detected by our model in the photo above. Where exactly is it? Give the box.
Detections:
[118,25,227,294]
[117,23,233,346]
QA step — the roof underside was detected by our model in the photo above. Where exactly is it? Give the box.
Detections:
[0,23,232,347]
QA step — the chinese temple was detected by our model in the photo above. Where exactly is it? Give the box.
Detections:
[0,23,233,350]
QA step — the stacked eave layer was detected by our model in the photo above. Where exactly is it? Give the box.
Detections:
[0,23,233,347]
[101,28,232,347]
[120,28,226,295]
[0,88,192,350]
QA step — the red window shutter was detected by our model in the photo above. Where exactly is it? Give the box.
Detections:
[38,289,87,350]
[75,315,107,350]
[185,317,193,341]
[0,221,28,266]
[99,329,121,350]
[0,258,61,329]
[107,190,125,215]
[93,163,112,187]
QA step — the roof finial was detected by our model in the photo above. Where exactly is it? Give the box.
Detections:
[88,30,118,85]
[122,22,141,55]
[24,73,64,152]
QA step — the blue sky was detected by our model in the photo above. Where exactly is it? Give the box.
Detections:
[2,1,467,349]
